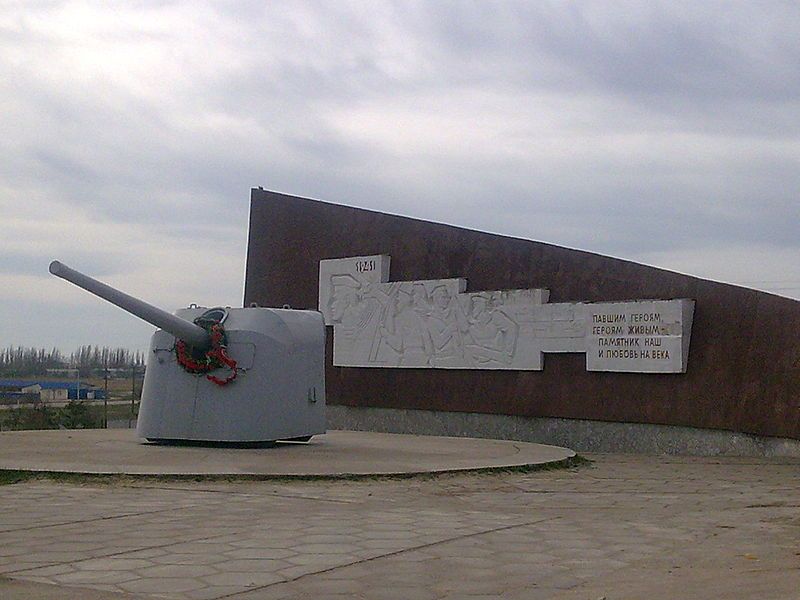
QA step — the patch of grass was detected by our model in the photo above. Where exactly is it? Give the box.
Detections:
[0,470,31,485]
[0,455,591,487]
[84,402,138,423]
[0,402,139,432]
[507,453,592,472]
[101,403,139,420]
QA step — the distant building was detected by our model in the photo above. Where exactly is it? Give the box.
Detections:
[0,383,41,406]
[0,380,105,403]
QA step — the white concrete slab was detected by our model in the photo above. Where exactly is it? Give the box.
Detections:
[0,429,574,477]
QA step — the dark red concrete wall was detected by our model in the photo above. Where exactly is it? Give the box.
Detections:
[245,189,800,440]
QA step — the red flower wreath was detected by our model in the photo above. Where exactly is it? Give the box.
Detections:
[175,323,238,386]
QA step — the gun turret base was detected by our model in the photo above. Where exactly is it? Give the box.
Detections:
[137,307,326,444]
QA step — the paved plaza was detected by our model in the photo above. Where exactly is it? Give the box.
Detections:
[0,451,799,599]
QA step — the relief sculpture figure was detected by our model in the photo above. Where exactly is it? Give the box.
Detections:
[379,288,433,366]
[462,294,519,366]
[326,274,381,360]
[426,285,467,367]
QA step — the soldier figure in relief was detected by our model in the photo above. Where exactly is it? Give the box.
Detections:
[426,285,466,367]
[327,275,383,361]
[463,294,518,366]
[379,288,433,366]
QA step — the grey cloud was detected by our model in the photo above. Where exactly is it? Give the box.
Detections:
[0,250,130,279]
[3,296,154,353]
[422,2,800,98]
[204,1,800,144]
[1,0,799,350]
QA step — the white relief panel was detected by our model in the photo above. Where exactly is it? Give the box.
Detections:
[585,299,694,373]
[319,256,694,373]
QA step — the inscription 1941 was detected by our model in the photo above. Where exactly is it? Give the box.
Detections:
[355,259,376,273]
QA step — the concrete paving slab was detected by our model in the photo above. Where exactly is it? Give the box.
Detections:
[0,429,574,476]
[0,453,798,600]
[0,576,142,600]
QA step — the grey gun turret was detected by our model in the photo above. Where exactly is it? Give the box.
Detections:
[49,260,326,444]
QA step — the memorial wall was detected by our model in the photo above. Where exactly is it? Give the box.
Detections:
[245,189,800,441]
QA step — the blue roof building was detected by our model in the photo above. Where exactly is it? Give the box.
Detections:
[0,380,106,400]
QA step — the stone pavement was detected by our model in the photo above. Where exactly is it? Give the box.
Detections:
[0,453,798,599]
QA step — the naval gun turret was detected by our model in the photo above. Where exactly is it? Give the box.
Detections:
[49,261,326,443]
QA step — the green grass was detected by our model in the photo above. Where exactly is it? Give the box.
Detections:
[86,402,139,421]
[0,455,591,487]
[0,470,29,485]
[0,402,139,432]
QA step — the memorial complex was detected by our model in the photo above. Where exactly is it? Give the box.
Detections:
[246,188,800,454]
[0,188,797,600]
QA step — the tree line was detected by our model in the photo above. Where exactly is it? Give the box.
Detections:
[0,345,145,377]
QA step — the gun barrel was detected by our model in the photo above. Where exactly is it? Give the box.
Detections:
[49,260,210,348]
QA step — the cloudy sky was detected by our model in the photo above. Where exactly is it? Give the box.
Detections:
[1,1,798,353]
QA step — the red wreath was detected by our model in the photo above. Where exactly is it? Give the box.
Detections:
[175,323,238,386]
